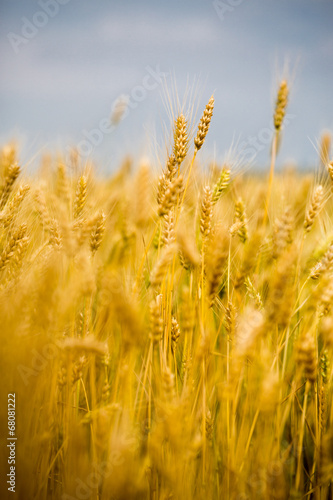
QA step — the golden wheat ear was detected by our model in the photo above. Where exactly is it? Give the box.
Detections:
[274,80,289,132]
[170,316,180,353]
[304,184,323,233]
[296,333,317,383]
[200,185,213,240]
[0,223,27,272]
[149,295,163,343]
[212,166,230,205]
[150,243,177,290]
[2,184,30,229]
[90,211,106,253]
[194,95,214,152]
[234,198,248,243]
[0,162,20,210]
[157,175,183,217]
[73,175,87,219]
[162,210,175,246]
[173,113,189,167]
[262,79,290,229]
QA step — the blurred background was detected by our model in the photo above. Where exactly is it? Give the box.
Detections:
[0,0,332,172]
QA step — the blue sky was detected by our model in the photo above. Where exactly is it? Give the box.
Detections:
[0,0,332,172]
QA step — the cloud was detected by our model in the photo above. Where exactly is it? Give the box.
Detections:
[0,0,332,167]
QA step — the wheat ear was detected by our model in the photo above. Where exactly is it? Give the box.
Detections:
[304,185,323,233]
[74,175,87,219]
[194,95,214,152]
[173,114,189,167]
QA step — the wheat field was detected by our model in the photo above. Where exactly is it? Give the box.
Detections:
[1,84,333,499]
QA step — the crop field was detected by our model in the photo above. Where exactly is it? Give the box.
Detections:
[1,83,333,499]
